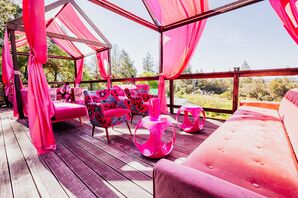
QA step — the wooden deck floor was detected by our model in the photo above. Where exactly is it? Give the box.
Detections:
[0,108,224,198]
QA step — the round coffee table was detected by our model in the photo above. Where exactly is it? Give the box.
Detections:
[134,116,176,158]
[176,105,206,133]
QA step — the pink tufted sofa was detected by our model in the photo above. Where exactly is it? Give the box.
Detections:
[21,89,87,125]
[154,89,298,198]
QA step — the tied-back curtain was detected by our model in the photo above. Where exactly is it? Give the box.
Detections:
[270,0,298,43]
[23,0,56,155]
[145,0,209,113]
[96,50,111,88]
[75,58,84,86]
[2,29,14,92]
[270,0,298,44]
[2,29,19,117]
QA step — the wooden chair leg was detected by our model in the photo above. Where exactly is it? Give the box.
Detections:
[92,125,95,137]
[126,121,132,135]
[79,117,83,126]
[131,115,134,123]
[105,128,110,144]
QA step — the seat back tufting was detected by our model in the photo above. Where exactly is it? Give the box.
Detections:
[278,89,298,159]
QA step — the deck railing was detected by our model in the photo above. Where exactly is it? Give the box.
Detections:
[45,67,298,115]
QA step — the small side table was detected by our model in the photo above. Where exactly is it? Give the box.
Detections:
[176,106,206,133]
[134,116,176,158]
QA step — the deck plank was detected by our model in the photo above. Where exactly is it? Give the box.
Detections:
[1,108,221,198]
[54,141,125,198]
[57,132,153,194]
[8,115,68,198]
[56,135,152,197]
[70,130,154,178]
[41,150,97,198]
[0,111,13,198]
[1,112,40,197]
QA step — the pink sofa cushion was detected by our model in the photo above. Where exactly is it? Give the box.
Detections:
[278,89,298,159]
[53,101,87,121]
[183,106,298,197]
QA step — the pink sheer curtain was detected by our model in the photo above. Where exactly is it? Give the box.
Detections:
[144,0,206,26]
[2,29,19,117]
[75,58,84,86]
[2,29,14,91]
[47,20,83,58]
[57,3,101,51]
[270,0,298,44]
[96,50,111,88]
[145,0,209,113]
[23,0,56,155]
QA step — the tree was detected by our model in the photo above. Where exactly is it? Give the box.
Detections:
[0,0,22,46]
[117,49,137,78]
[142,52,154,73]
[43,41,74,82]
[240,60,250,70]
[111,44,121,77]
[247,79,270,101]
[268,78,297,100]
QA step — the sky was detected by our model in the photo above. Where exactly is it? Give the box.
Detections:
[44,0,298,73]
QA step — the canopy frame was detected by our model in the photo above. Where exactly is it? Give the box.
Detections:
[5,0,266,119]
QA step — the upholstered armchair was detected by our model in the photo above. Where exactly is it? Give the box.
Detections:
[124,84,156,122]
[84,89,132,143]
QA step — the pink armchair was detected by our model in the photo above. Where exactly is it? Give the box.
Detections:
[124,84,156,122]
[84,89,132,143]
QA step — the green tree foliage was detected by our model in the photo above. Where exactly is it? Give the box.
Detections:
[142,52,154,73]
[175,65,195,97]
[42,41,74,82]
[116,49,137,78]
[268,78,297,100]
[138,72,158,89]
[0,0,22,46]
[111,44,121,77]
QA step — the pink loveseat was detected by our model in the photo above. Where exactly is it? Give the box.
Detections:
[154,89,298,197]
[21,89,87,125]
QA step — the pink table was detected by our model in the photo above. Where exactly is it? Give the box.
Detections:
[176,105,206,133]
[134,115,176,158]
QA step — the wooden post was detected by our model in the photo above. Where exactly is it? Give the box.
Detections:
[169,79,174,114]
[232,67,240,113]
[159,32,163,74]
[90,82,93,91]
[108,49,112,87]
[74,59,77,87]
[9,30,24,118]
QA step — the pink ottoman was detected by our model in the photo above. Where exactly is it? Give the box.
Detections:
[176,105,206,133]
[134,115,176,159]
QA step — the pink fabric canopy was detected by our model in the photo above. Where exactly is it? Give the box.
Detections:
[270,0,298,44]
[145,0,209,113]
[75,58,84,86]
[23,0,56,155]
[57,3,102,51]
[47,20,83,58]
[144,0,207,26]
[96,50,111,88]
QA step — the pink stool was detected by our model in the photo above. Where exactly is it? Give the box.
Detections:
[134,98,176,158]
[176,106,206,133]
